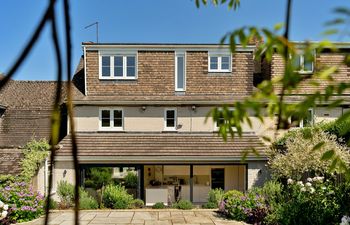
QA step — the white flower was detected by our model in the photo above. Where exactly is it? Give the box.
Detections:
[307,177,313,182]
[340,215,350,225]
[321,186,326,190]
[309,187,315,194]
[287,178,294,184]
[297,181,304,187]
[305,182,312,187]
[1,210,7,219]
[300,187,306,192]
[0,201,3,209]
[3,205,8,211]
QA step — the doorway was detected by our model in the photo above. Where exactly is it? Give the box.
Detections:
[211,168,225,190]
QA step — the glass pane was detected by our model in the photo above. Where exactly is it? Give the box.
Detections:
[127,67,135,77]
[292,55,301,71]
[102,56,110,66]
[102,67,110,77]
[221,56,230,70]
[304,60,313,72]
[115,67,123,77]
[114,56,123,67]
[101,110,110,127]
[127,56,135,67]
[113,110,123,127]
[166,119,175,127]
[177,56,184,89]
[210,57,218,70]
[166,110,175,119]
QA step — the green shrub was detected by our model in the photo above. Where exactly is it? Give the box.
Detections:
[84,167,113,189]
[207,188,224,207]
[130,199,144,209]
[202,202,218,209]
[152,202,166,209]
[102,184,133,209]
[124,172,138,188]
[173,199,193,210]
[222,189,243,200]
[56,180,74,208]
[79,188,98,209]
[45,198,58,209]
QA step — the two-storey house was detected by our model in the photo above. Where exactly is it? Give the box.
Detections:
[53,43,268,205]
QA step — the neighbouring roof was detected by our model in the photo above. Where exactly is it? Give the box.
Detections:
[0,80,67,147]
[56,132,267,162]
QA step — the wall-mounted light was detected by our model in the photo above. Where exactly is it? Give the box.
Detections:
[191,105,196,111]
[141,106,147,111]
[63,170,67,178]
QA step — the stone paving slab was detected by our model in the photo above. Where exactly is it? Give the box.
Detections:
[19,210,246,225]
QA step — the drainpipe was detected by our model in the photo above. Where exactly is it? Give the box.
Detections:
[44,158,48,196]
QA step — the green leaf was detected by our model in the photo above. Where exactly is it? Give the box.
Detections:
[321,150,335,160]
[274,23,284,31]
[312,141,325,151]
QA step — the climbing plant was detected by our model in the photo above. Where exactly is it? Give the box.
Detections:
[20,139,50,182]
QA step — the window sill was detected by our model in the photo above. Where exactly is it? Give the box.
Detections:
[295,71,313,75]
[162,130,178,133]
[99,77,137,80]
[98,129,125,132]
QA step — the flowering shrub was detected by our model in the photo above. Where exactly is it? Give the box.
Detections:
[271,177,341,225]
[220,190,269,224]
[0,182,44,223]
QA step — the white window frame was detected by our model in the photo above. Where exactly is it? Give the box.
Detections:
[290,108,314,128]
[208,54,232,73]
[164,108,177,131]
[175,52,186,91]
[99,108,124,131]
[214,107,237,131]
[99,53,138,80]
[292,51,315,74]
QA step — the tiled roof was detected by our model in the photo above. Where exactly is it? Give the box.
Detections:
[57,132,267,161]
[0,80,67,147]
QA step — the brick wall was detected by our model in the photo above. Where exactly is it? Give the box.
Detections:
[85,50,254,96]
[270,53,350,94]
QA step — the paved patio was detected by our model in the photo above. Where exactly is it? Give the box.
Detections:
[22,210,246,225]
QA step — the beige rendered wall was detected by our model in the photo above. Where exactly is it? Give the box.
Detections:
[247,161,269,189]
[74,106,218,132]
[51,161,75,201]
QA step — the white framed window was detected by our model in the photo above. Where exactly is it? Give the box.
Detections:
[175,52,186,91]
[214,107,236,131]
[292,52,314,74]
[164,108,177,131]
[290,108,314,128]
[99,54,137,79]
[99,108,124,131]
[208,54,231,72]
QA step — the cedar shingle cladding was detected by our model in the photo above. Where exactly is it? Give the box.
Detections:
[270,52,350,94]
[85,50,254,97]
[57,132,267,160]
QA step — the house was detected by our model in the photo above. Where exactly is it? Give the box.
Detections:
[53,43,269,205]
[1,42,349,205]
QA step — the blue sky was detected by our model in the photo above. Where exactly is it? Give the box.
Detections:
[1,0,349,80]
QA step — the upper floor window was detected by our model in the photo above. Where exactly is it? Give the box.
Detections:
[99,108,123,131]
[175,52,186,91]
[290,108,314,128]
[100,54,137,79]
[214,108,236,131]
[208,54,231,72]
[292,53,314,74]
[164,108,177,131]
